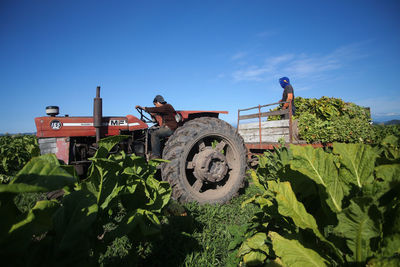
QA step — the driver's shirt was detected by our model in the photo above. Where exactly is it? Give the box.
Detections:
[144,103,178,131]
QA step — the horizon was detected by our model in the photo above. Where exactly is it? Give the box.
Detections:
[1,116,399,136]
[1,0,400,133]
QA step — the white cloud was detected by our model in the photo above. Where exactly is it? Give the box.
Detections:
[232,54,294,82]
[295,86,312,92]
[267,54,294,65]
[257,30,276,38]
[284,57,341,78]
[231,52,247,61]
[232,66,270,81]
[376,112,400,116]
[356,97,400,117]
[231,44,363,82]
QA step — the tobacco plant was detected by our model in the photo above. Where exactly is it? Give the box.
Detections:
[373,124,400,144]
[233,136,400,266]
[0,135,171,266]
[0,135,39,181]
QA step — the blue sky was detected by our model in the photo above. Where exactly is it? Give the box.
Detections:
[1,0,399,133]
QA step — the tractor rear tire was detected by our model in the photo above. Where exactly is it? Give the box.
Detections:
[161,117,247,204]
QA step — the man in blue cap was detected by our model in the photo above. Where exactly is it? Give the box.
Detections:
[136,95,178,159]
[279,77,296,119]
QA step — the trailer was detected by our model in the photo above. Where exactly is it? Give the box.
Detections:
[237,101,325,157]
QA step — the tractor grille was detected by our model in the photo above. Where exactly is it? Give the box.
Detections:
[38,138,57,155]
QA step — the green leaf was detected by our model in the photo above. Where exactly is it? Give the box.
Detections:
[290,145,347,212]
[250,169,265,191]
[99,182,124,211]
[376,164,400,186]
[0,192,22,243]
[9,199,59,234]
[0,183,49,193]
[60,165,78,178]
[53,190,98,253]
[269,231,328,267]
[92,135,130,159]
[334,199,380,263]
[1,200,59,257]
[10,155,77,192]
[144,177,171,212]
[107,208,161,242]
[247,232,268,252]
[264,258,285,266]
[238,240,252,257]
[123,155,159,179]
[380,135,400,161]
[267,181,325,241]
[367,257,400,267]
[228,225,247,250]
[365,164,400,199]
[333,142,378,187]
[268,181,343,262]
[381,233,400,257]
[38,153,62,166]
[4,199,59,254]
[255,195,274,210]
[84,157,123,208]
[139,208,161,235]
[99,135,130,150]
[241,195,258,208]
[243,251,267,266]
[120,178,151,211]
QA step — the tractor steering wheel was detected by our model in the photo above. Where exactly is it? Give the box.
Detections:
[136,107,156,123]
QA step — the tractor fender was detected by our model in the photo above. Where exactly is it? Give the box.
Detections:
[177,111,228,122]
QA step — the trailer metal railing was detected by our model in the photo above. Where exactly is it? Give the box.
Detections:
[237,101,293,150]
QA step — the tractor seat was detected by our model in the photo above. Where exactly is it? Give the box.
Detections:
[175,112,182,123]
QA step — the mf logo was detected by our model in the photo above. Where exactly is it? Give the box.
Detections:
[50,120,62,130]
[109,120,127,126]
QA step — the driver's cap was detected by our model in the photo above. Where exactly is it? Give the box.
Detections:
[153,95,166,104]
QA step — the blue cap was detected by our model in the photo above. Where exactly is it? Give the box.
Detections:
[279,77,290,88]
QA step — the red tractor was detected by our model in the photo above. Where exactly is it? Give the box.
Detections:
[35,87,247,204]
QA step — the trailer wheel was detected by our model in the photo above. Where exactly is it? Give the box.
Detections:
[161,117,247,204]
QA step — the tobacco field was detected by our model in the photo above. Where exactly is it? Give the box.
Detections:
[0,128,399,266]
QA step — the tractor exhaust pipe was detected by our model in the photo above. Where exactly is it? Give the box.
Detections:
[94,86,102,143]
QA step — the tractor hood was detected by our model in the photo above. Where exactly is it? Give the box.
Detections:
[35,114,148,138]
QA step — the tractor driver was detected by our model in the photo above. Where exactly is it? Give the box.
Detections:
[136,95,178,160]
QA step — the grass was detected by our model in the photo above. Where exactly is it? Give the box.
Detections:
[100,183,262,267]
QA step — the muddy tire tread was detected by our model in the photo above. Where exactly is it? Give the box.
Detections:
[161,117,247,204]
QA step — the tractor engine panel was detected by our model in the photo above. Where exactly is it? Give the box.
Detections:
[35,115,148,138]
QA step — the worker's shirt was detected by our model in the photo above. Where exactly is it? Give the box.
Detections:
[145,103,178,131]
[281,84,296,114]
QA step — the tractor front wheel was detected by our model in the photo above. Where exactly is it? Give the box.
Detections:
[161,117,247,204]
